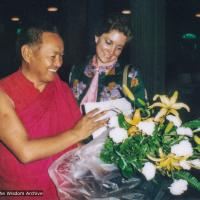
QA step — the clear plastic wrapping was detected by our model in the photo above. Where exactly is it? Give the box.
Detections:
[48,132,171,200]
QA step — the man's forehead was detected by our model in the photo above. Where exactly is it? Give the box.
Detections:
[41,32,64,48]
[41,32,62,41]
[31,32,64,53]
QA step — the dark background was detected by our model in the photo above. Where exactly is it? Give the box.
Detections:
[0,0,200,120]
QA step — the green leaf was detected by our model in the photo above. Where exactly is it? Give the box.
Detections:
[136,98,146,107]
[118,113,131,129]
[121,165,133,178]
[100,138,116,163]
[195,145,200,152]
[118,157,127,170]
[182,119,200,129]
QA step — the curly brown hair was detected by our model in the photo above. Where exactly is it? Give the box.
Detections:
[94,14,133,42]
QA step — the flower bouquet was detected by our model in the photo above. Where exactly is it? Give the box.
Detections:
[101,86,200,196]
[49,88,200,199]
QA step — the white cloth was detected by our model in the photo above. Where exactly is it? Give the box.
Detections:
[83,98,133,138]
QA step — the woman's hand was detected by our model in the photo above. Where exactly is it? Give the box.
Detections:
[73,108,109,140]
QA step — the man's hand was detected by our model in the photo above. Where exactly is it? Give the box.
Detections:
[0,90,108,163]
[73,108,109,140]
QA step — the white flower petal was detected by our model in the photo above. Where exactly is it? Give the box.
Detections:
[169,179,188,195]
[189,159,200,168]
[177,127,193,137]
[179,160,191,170]
[141,162,156,180]
[109,127,128,143]
[137,121,155,136]
[166,115,182,127]
[171,140,193,156]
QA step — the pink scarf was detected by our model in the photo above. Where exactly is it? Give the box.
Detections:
[80,56,117,107]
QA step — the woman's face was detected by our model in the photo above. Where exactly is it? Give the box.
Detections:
[95,29,128,65]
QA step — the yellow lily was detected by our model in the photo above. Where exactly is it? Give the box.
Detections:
[122,84,135,101]
[148,148,188,172]
[127,126,138,136]
[149,91,190,122]
[125,109,141,136]
[125,109,141,125]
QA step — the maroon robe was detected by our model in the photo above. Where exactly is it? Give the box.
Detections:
[0,70,81,199]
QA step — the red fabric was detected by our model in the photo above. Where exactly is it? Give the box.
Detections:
[0,70,81,199]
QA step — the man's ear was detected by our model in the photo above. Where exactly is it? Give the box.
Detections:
[95,35,99,44]
[21,45,32,63]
